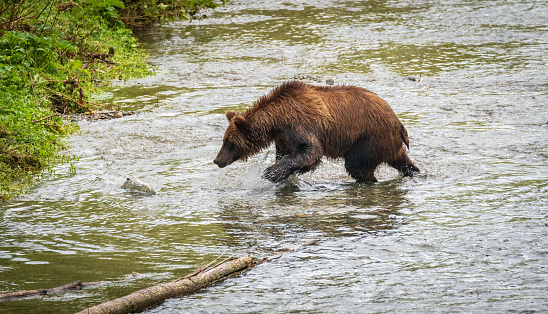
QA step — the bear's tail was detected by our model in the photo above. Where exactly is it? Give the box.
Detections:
[399,123,410,149]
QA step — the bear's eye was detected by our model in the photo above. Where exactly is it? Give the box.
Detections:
[224,139,235,149]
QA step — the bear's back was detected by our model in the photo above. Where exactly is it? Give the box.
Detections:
[244,81,404,158]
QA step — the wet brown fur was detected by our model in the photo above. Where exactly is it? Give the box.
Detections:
[214,81,419,183]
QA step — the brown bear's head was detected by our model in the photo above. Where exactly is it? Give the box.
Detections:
[214,110,254,168]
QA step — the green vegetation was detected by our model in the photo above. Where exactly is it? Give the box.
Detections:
[0,0,224,202]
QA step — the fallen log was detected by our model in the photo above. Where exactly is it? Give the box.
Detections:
[76,255,256,314]
[0,281,100,302]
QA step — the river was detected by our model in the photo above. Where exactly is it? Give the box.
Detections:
[1,0,547,312]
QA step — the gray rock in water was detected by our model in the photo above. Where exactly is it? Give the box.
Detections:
[121,178,155,194]
[294,74,323,82]
[407,74,423,82]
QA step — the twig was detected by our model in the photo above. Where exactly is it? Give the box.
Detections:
[28,72,37,103]
[32,113,59,123]
[211,255,235,270]
[182,251,228,280]
[37,0,55,38]
[92,35,113,56]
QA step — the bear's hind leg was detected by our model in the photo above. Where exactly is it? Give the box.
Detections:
[344,137,379,183]
[390,149,420,177]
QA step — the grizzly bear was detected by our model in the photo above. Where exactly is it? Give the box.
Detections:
[214,81,419,183]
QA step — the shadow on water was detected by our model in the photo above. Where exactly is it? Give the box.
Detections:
[218,180,410,255]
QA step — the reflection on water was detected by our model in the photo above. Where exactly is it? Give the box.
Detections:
[218,180,409,253]
[1,0,548,312]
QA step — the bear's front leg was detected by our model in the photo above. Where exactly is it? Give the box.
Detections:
[262,141,322,183]
[262,162,293,183]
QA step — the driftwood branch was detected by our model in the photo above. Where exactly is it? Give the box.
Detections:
[76,239,319,313]
[0,281,100,302]
[0,239,318,311]
[76,255,256,314]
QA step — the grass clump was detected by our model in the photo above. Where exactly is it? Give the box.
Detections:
[0,87,74,201]
[0,0,223,202]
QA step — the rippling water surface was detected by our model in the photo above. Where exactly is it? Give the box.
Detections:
[1,0,547,312]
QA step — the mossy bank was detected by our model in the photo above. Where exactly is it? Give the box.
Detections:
[0,0,224,202]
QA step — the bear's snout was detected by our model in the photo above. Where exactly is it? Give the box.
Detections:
[213,152,232,168]
[214,141,238,168]
[213,158,225,168]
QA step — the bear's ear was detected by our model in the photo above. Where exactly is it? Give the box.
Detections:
[233,115,247,130]
[225,110,236,121]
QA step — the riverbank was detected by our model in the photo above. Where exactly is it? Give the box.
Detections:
[0,0,223,201]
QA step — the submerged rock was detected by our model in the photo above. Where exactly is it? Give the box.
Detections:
[294,74,335,85]
[294,74,323,82]
[407,74,423,82]
[121,177,156,194]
